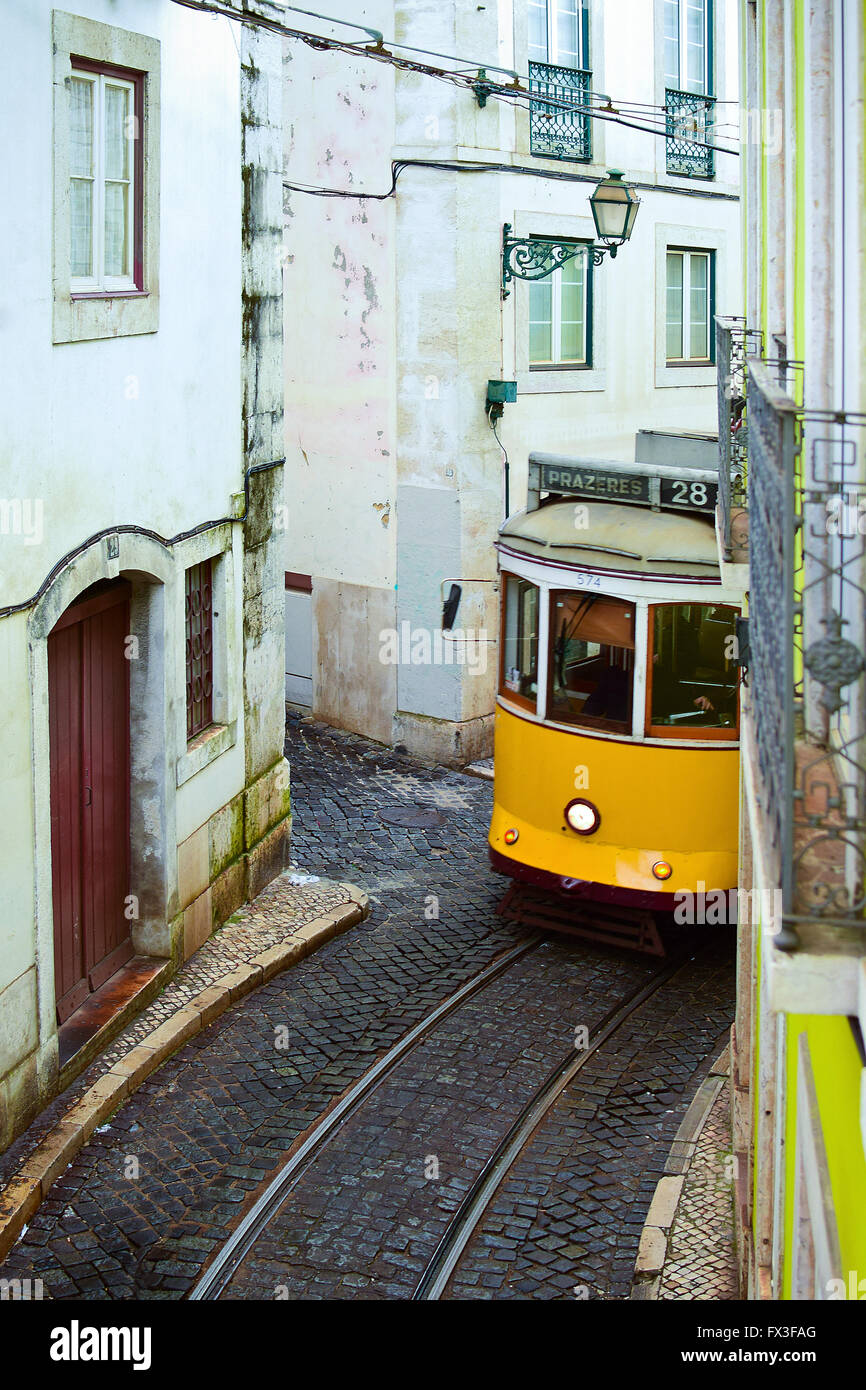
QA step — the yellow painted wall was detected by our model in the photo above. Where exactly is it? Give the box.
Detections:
[783,1016,866,1298]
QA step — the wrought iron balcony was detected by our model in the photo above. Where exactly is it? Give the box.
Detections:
[529,62,592,162]
[665,87,715,178]
[715,316,762,562]
[746,360,866,948]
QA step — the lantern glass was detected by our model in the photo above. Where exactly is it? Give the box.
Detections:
[590,170,640,246]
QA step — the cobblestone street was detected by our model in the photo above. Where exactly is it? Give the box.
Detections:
[0,720,734,1300]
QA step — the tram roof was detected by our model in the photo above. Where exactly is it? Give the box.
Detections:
[497,499,721,578]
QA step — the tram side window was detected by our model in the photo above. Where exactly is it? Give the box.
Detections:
[648,604,739,736]
[548,591,635,734]
[501,575,539,708]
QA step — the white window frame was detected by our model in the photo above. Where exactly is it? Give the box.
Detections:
[512,209,606,395]
[663,0,711,94]
[69,69,137,294]
[529,0,589,68]
[654,223,723,389]
[529,248,590,369]
[666,247,712,364]
[52,11,160,344]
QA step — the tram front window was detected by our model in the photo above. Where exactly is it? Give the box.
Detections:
[649,604,739,734]
[501,575,539,708]
[548,592,635,734]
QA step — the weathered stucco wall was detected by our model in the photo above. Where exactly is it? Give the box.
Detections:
[0,1,289,1151]
[282,0,741,762]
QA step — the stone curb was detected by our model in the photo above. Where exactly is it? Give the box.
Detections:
[0,884,369,1264]
[629,1043,730,1301]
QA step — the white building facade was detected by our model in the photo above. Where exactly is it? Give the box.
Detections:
[0,1,289,1150]
[283,0,741,763]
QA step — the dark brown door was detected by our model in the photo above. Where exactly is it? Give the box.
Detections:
[49,582,133,1023]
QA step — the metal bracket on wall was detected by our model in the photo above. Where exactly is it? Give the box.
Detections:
[501,223,609,298]
[472,69,495,107]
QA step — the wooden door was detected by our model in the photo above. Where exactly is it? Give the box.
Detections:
[49,582,132,1023]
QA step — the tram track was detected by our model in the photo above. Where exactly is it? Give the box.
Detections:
[188,934,543,1300]
[191,928,712,1302]
[412,951,686,1299]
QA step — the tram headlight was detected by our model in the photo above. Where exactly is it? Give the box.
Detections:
[504,827,519,846]
[652,860,673,881]
[564,799,601,836]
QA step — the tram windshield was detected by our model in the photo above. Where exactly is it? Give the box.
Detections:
[648,604,739,736]
[548,591,635,735]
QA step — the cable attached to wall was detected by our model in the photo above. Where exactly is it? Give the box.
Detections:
[0,458,285,623]
[490,417,510,521]
[284,157,739,204]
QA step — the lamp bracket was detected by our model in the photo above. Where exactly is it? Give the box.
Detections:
[473,69,495,107]
[501,224,612,298]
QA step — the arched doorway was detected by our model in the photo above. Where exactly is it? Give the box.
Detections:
[48,579,133,1023]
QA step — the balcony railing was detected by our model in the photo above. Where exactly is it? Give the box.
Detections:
[716,316,762,561]
[529,62,592,162]
[746,360,866,948]
[665,88,715,178]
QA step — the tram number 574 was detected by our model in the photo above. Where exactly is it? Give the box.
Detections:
[573,572,602,589]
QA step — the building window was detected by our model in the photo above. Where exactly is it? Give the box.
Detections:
[185,560,214,740]
[69,62,143,293]
[52,11,159,344]
[666,249,714,363]
[529,0,592,161]
[664,0,711,92]
[663,0,715,177]
[529,247,591,367]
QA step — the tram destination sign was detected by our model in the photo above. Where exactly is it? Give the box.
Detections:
[537,461,718,515]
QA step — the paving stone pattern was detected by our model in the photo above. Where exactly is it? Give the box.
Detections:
[0,874,352,1191]
[445,939,735,1300]
[657,1082,738,1300]
[0,722,527,1298]
[221,936,657,1299]
[0,718,734,1300]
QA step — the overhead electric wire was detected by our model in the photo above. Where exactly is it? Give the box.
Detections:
[169,0,741,159]
[284,157,740,204]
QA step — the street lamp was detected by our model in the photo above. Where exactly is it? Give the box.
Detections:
[501,169,641,296]
[588,169,641,258]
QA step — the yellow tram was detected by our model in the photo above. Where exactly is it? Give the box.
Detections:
[489,453,741,917]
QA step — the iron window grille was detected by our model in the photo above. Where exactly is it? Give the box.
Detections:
[665,87,715,178]
[529,62,592,162]
[185,559,214,740]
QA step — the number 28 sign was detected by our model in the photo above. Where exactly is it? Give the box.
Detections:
[658,477,716,513]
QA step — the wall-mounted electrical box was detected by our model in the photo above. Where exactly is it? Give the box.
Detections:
[486,379,517,423]
[486,380,518,405]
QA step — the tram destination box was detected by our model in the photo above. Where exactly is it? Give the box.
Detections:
[529,454,718,516]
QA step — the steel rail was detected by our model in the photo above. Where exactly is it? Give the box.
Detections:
[412,951,690,1300]
[188,934,543,1300]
